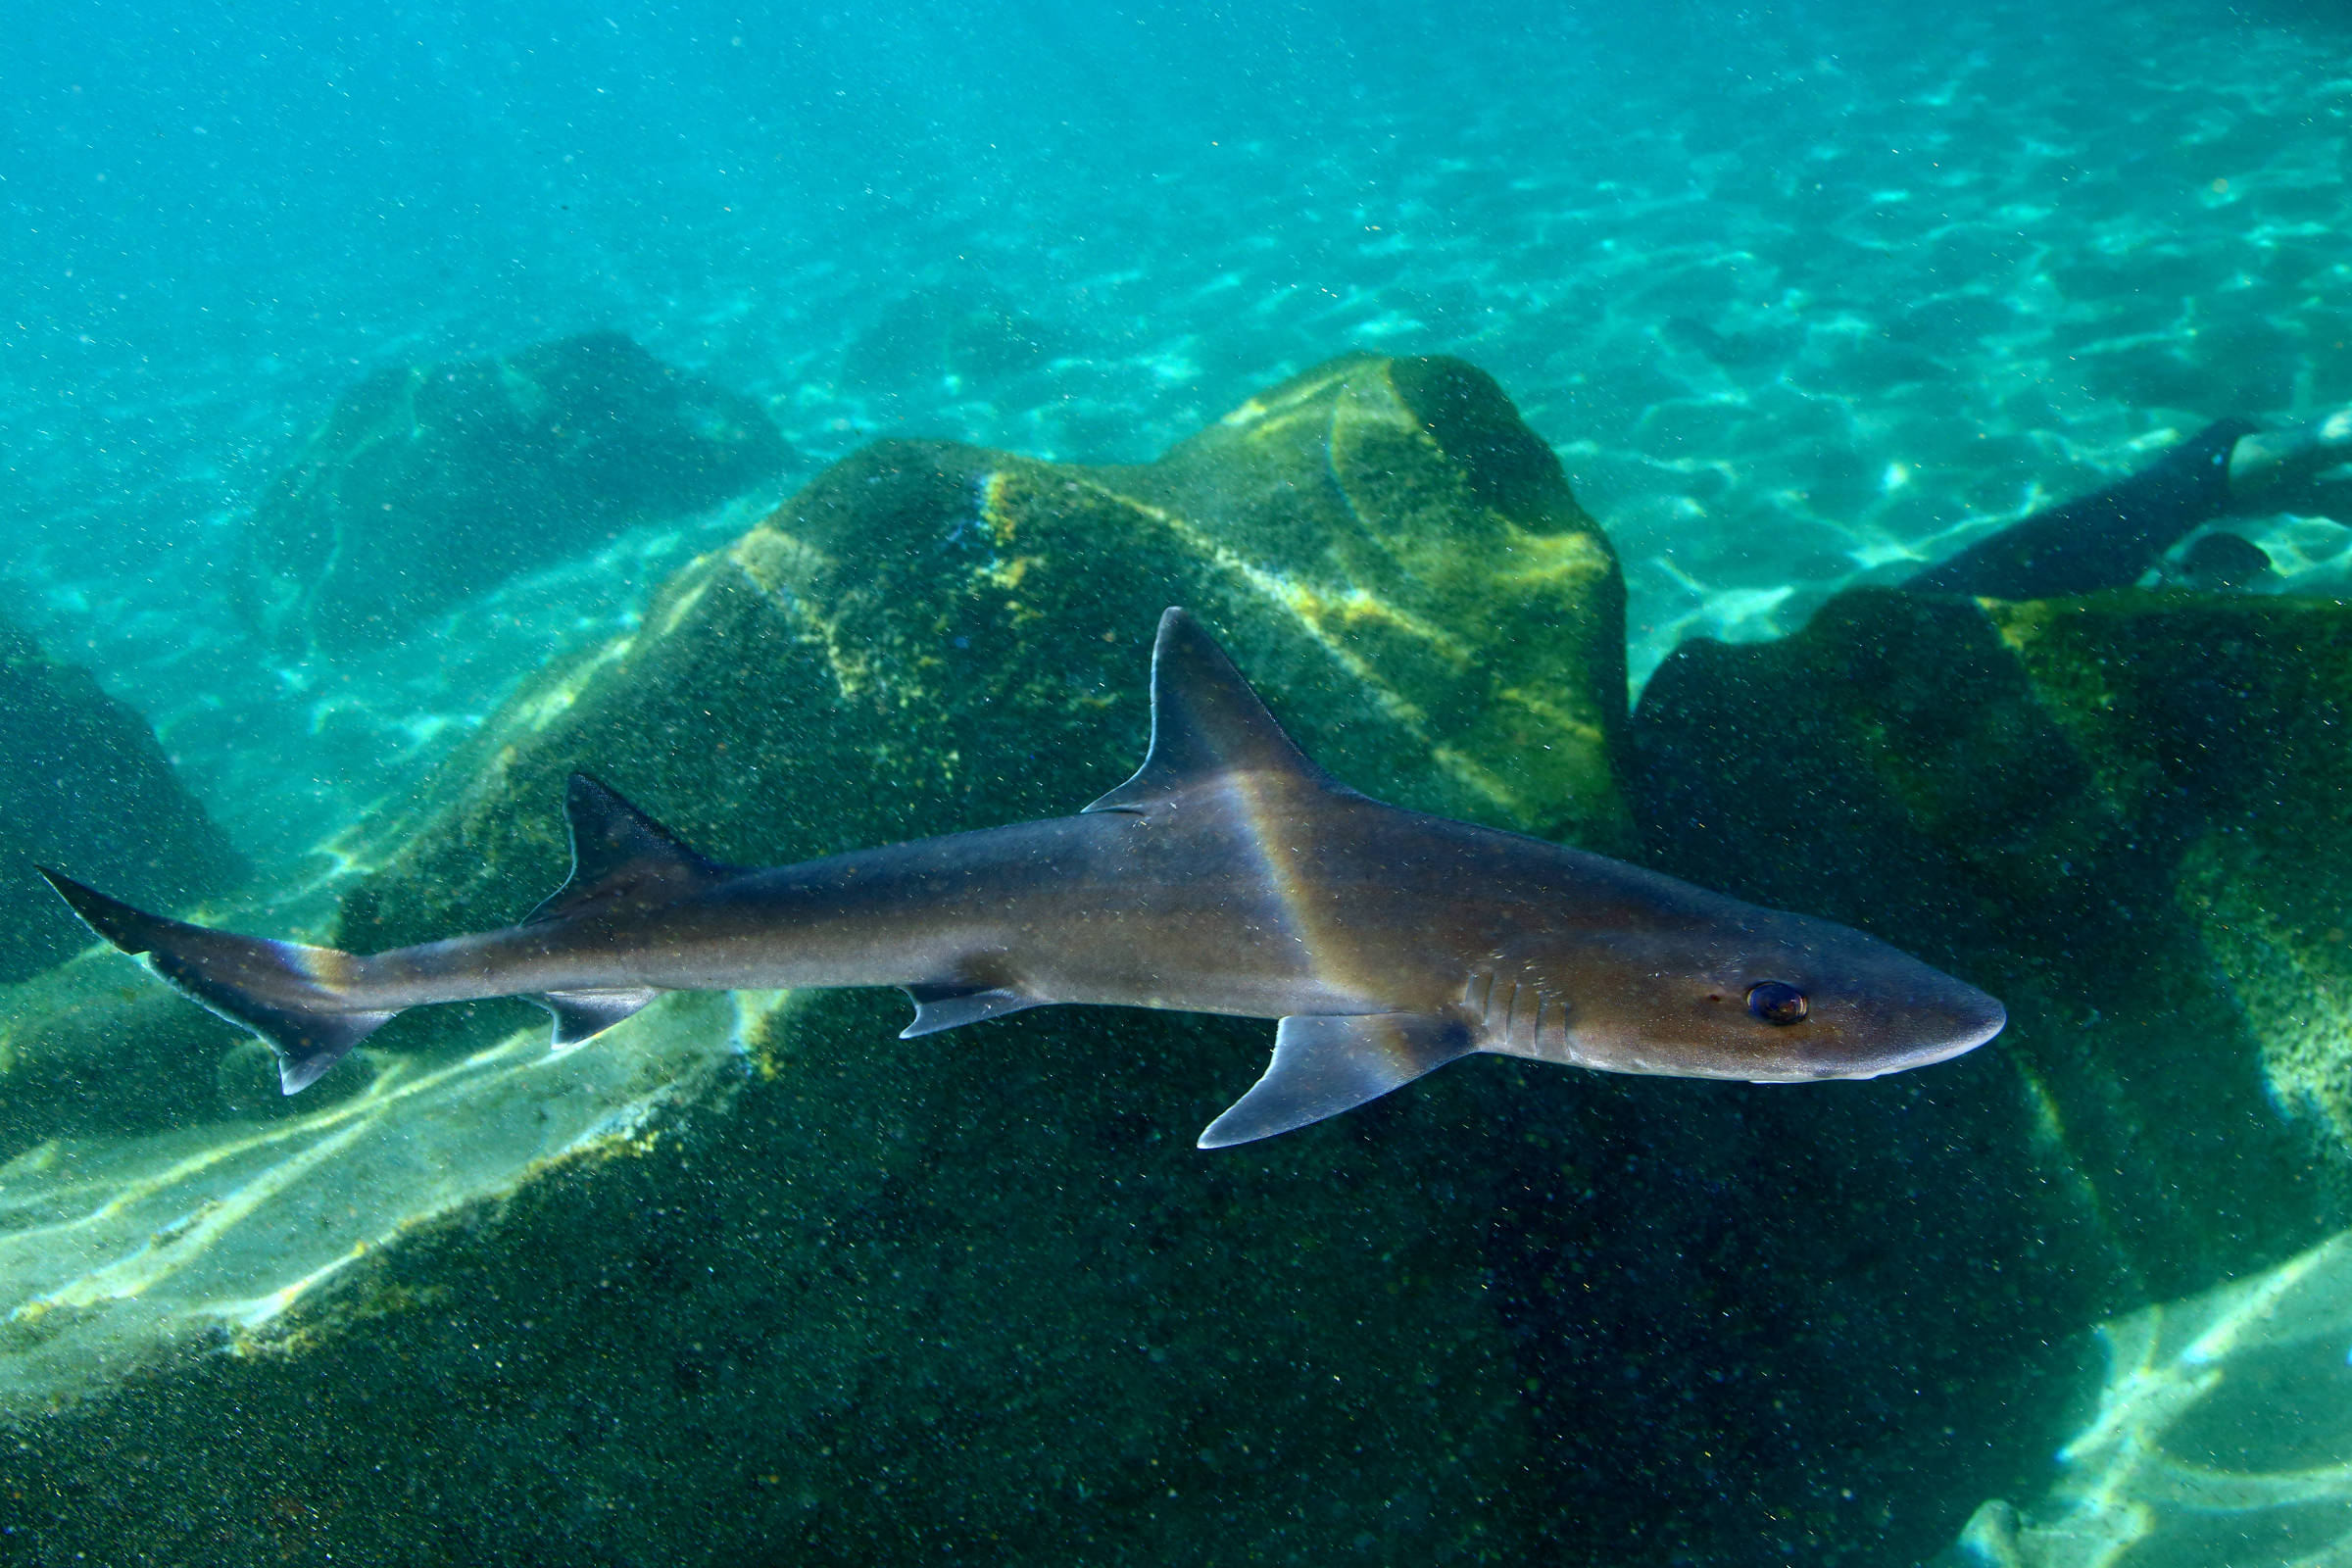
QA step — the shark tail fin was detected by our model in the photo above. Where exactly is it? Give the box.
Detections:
[35,867,393,1094]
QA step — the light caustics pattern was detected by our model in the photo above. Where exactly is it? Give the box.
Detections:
[0,990,780,1416]
[1960,1230,2352,1568]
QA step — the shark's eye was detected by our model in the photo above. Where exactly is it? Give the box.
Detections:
[1747,981,1808,1025]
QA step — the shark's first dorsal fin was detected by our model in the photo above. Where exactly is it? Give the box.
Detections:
[527,773,733,925]
[1084,608,1337,815]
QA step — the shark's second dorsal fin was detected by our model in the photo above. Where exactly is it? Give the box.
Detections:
[526,773,733,925]
[1084,608,1338,815]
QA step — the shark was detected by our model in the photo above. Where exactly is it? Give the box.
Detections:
[38,609,2005,1149]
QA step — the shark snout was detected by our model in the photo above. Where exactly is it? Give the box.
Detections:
[1927,978,2007,1062]
[1839,964,2006,1077]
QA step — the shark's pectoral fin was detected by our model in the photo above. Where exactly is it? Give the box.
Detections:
[1199,1012,1479,1150]
[1083,608,1342,815]
[898,982,1050,1039]
[535,987,663,1051]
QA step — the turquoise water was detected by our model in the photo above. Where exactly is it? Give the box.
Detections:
[13,0,2348,867]
[6,2,2352,1563]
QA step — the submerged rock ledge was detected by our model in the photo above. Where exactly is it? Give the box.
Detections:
[243,330,794,653]
[11,352,2352,1565]
[1637,589,2352,1295]
[0,612,243,985]
[0,356,1635,1563]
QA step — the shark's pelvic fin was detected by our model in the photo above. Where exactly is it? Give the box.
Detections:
[898,981,1050,1039]
[34,867,392,1094]
[1198,1012,1479,1150]
[527,772,734,925]
[1084,608,1341,815]
[535,986,663,1050]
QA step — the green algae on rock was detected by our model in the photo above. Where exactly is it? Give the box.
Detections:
[243,330,793,652]
[0,612,243,985]
[0,950,248,1152]
[0,993,1549,1564]
[1634,588,2352,1300]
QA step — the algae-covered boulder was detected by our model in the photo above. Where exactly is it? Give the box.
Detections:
[1635,588,2352,1298]
[244,330,793,650]
[336,350,1629,956]
[0,881,376,1158]
[0,613,242,984]
[0,356,1638,1565]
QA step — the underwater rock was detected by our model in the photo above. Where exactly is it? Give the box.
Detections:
[243,330,793,650]
[0,987,762,1430]
[0,613,242,985]
[0,952,245,1151]
[839,285,1078,395]
[0,355,1638,1564]
[0,881,384,1158]
[2169,528,2277,590]
[1953,1224,2352,1568]
[335,350,1630,957]
[1635,588,2352,1297]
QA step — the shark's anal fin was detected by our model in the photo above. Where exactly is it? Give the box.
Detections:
[1199,1012,1479,1150]
[1083,608,1339,816]
[534,987,663,1051]
[898,982,1049,1039]
[527,773,734,925]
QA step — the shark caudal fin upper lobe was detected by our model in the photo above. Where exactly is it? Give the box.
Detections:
[35,868,392,1094]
